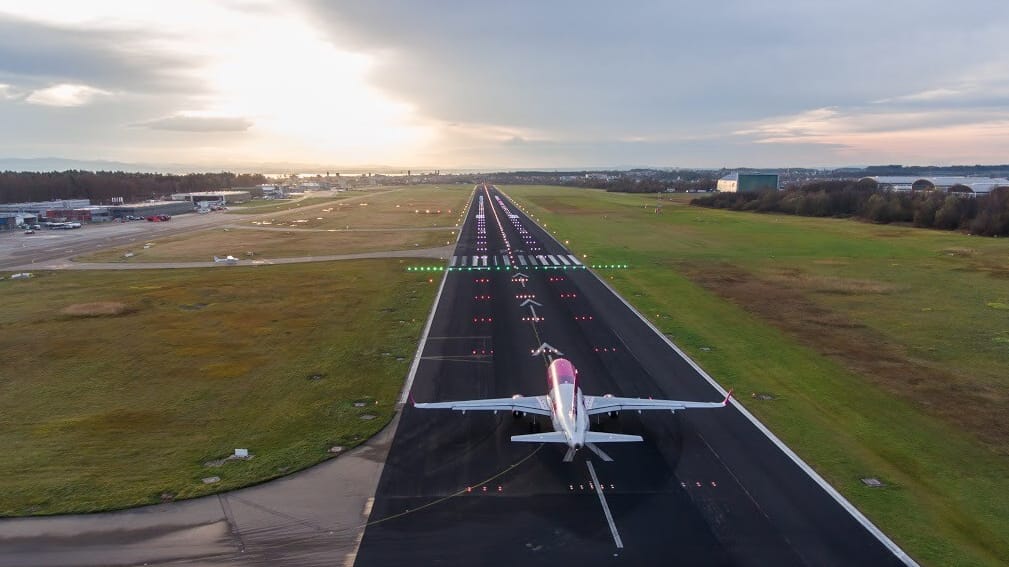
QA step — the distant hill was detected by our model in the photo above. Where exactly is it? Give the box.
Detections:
[0,157,165,173]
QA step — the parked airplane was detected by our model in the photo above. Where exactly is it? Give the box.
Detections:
[414,358,731,461]
[213,255,239,264]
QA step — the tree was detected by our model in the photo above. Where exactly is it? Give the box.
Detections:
[863,194,889,222]
[934,196,964,230]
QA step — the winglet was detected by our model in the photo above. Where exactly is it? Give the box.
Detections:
[723,388,734,405]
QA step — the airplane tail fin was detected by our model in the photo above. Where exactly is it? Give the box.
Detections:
[213,256,220,262]
[511,432,567,443]
[584,432,643,443]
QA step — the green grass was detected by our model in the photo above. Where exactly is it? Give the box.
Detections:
[75,226,452,263]
[248,184,472,230]
[502,185,1009,567]
[0,261,436,515]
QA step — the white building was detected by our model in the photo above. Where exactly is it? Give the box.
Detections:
[717,173,779,193]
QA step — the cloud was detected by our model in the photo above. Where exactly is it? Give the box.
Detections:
[292,0,1009,166]
[0,17,200,95]
[0,82,20,99]
[137,112,254,132]
[3,1,1009,168]
[731,103,1009,165]
[874,88,964,104]
[25,83,110,106]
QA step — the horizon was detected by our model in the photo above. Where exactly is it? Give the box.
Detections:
[4,156,1009,177]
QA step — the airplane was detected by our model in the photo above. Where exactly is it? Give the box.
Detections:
[213,255,239,264]
[414,357,731,461]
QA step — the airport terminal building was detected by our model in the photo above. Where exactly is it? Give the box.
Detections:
[170,190,252,205]
[109,201,193,219]
[717,173,780,192]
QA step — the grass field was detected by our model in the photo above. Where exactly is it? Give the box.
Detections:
[76,225,453,263]
[76,185,469,263]
[502,185,1009,567]
[0,261,436,515]
[245,184,472,230]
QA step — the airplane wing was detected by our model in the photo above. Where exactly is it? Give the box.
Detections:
[584,389,732,416]
[414,395,552,416]
[584,431,643,443]
[511,432,567,443]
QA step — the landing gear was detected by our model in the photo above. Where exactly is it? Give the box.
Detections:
[528,419,542,433]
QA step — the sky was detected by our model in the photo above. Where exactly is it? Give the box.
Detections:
[1,0,1009,171]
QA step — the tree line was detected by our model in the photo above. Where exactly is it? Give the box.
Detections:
[0,171,268,204]
[691,180,1009,237]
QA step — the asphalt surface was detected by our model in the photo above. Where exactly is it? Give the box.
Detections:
[354,186,914,566]
[0,414,400,566]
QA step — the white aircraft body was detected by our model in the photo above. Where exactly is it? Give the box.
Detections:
[213,255,239,264]
[415,358,731,461]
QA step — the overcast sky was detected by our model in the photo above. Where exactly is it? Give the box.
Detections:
[2,0,1008,170]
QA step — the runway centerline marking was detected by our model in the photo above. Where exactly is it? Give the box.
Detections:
[586,460,623,549]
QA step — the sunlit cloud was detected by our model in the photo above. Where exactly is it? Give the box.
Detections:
[874,88,964,104]
[0,1,432,165]
[137,112,253,132]
[734,105,1009,163]
[25,83,111,107]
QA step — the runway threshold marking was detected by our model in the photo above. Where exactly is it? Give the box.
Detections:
[586,461,623,549]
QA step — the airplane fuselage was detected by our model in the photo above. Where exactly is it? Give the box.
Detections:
[547,359,589,450]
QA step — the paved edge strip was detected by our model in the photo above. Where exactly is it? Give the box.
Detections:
[495,187,920,567]
[397,187,476,406]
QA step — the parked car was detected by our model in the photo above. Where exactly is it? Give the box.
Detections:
[24,229,35,235]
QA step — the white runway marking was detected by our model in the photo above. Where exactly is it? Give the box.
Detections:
[586,461,623,549]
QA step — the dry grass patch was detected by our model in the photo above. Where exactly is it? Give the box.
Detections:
[61,302,133,317]
[943,247,977,257]
[683,261,1009,454]
[766,269,900,295]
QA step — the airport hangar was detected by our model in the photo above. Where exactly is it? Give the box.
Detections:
[861,175,1009,195]
[716,172,780,192]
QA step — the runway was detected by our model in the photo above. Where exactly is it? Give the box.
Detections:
[354,186,914,566]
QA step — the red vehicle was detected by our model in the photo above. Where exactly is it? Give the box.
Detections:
[146,215,171,222]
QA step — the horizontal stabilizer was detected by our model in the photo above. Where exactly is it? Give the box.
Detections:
[584,432,643,443]
[511,432,568,443]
